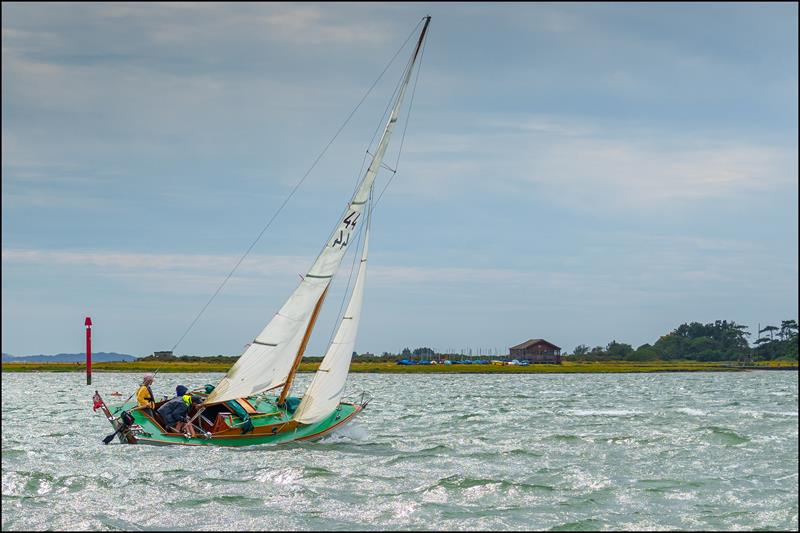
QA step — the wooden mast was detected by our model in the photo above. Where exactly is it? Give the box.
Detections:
[277,287,329,405]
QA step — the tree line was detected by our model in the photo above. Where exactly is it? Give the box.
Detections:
[387,321,798,363]
[138,319,797,363]
[569,319,797,362]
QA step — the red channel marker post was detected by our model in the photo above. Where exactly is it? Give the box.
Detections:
[85,316,92,385]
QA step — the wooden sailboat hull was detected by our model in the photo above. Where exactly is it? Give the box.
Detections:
[100,395,364,447]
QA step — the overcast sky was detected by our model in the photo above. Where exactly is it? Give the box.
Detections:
[2,2,797,357]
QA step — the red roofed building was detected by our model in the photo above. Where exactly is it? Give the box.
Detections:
[509,339,562,364]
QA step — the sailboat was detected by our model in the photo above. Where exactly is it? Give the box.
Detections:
[93,16,431,447]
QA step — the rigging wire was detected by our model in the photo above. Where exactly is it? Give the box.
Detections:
[375,19,428,209]
[352,19,422,192]
[169,21,424,354]
[315,19,424,265]
[325,17,429,350]
[367,38,418,161]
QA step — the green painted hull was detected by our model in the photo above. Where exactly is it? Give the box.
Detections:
[102,395,363,447]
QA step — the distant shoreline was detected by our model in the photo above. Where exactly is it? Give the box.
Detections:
[1,361,796,374]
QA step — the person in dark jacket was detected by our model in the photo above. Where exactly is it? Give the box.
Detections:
[157,390,202,437]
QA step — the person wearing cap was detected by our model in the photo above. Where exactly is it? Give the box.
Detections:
[136,373,156,417]
[157,387,203,437]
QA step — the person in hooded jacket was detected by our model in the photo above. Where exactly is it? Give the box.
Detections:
[157,386,202,437]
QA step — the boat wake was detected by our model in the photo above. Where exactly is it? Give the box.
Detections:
[318,422,370,444]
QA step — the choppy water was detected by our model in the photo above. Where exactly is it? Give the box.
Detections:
[2,371,798,531]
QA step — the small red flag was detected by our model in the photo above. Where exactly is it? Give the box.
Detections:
[92,391,104,412]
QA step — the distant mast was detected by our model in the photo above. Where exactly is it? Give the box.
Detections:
[85,317,92,385]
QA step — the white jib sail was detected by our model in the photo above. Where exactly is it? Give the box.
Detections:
[293,228,370,424]
[205,25,423,406]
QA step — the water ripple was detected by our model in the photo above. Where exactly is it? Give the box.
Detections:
[2,371,798,530]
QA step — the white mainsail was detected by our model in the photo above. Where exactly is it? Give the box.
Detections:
[293,227,370,424]
[205,17,430,406]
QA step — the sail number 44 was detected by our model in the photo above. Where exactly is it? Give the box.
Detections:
[333,211,360,248]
